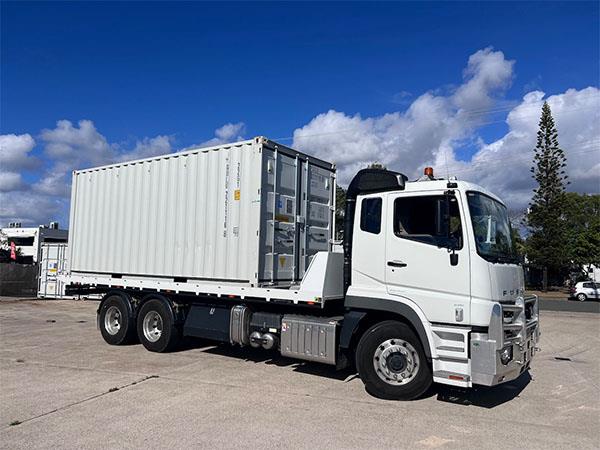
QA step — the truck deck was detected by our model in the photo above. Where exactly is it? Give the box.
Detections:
[65,251,344,306]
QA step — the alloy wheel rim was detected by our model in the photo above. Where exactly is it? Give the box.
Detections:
[104,306,121,335]
[142,311,163,343]
[373,338,420,385]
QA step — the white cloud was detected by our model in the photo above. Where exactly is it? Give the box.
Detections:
[34,120,176,200]
[293,48,599,211]
[118,135,174,162]
[294,48,515,185]
[449,87,600,208]
[0,133,39,171]
[1,121,176,226]
[40,119,116,167]
[453,47,514,112]
[0,172,25,192]
[2,48,598,228]
[199,122,246,147]
[0,190,66,227]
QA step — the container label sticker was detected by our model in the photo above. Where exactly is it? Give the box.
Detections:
[234,189,240,200]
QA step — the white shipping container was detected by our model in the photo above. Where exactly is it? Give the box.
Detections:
[68,137,336,287]
[38,243,70,298]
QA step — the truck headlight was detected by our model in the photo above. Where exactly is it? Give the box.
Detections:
[500,346,513,365]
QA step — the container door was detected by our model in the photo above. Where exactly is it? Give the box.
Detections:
[259,148,334,284]
[261,151,298,283]
[299,163,333,277]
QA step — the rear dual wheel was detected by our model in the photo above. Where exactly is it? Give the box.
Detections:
[136,298,181,353]
[356,320,431,400]
[99,294,181,352]
[99,294,137,345]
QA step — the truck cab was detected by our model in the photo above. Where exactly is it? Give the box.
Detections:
[341,168,539,397]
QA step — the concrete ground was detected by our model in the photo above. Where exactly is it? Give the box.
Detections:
[1,300,599,449]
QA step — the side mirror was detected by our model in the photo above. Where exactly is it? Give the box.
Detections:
[450,252,459,266]
[444,191,459,266]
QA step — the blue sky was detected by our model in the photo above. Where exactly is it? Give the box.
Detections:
[1,1,599,226]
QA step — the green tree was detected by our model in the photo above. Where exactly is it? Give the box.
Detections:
[511,226,526,260]
[334,185,346,239]
[333,164,386,238]
[525,101,569,290]
[563,193,600,270]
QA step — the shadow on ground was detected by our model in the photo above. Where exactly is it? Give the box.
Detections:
[178,337,532,406]
[188,338,356,382]
[433,371,532,408]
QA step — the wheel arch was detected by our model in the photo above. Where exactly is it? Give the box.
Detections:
[97,290,135,325]
[138,293,185,325]
[341,296,433,360]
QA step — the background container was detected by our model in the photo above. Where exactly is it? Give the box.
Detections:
[38,243,70,298]
[68,137,336,286]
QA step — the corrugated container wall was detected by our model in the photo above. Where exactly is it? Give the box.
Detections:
[68,137,336,286]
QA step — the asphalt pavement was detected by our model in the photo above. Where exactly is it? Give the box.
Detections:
[1,299,599,449]
[538,297,600,313]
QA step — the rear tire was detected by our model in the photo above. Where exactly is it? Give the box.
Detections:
[577,293,587,302]
[356,320,431,400]
[99,294,137,345]
[137,298,181,352]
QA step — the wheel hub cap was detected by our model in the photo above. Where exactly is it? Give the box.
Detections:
[142,311,163,343]
[373,339,420,385]
[104,306,121,335]
[387,353,407,372]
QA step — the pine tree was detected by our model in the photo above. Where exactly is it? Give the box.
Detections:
[335,185,346,239]
[526,101,569,290]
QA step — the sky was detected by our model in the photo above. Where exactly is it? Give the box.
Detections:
[1,1,599,227]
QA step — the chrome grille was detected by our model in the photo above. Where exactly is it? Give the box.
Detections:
[499,295,538,347]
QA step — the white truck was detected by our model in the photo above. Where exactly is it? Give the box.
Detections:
[63,137,539,400]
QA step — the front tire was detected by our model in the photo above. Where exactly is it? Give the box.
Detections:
[577,293,587,302]
[98,294,137,345]
[356,320,431,400]
[137,298,181,352]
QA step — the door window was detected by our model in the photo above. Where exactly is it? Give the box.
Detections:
[394,195,463,248]
[360,197,382,234]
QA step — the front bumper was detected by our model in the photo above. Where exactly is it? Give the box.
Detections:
[471,295,540,386]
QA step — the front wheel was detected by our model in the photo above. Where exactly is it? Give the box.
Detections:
[356,320,431,400]
[577,293,587,302]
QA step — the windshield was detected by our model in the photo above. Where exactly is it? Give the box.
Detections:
[467,192,517,264]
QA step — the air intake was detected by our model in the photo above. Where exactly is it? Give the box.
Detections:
[343,169,407,292]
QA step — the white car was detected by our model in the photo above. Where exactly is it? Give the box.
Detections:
[571,281,599,302]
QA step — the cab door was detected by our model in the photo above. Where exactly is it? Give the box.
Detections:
[385,190,471,325]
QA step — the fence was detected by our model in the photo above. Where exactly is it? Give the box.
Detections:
[0,263,39,297]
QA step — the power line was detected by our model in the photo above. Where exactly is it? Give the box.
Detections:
[439,148,600,178]
[275,101,600,143]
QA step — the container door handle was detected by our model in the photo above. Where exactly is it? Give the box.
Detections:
[387,260,407,268]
